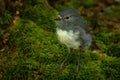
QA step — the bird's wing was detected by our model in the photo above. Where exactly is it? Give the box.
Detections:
[78,18,90,33]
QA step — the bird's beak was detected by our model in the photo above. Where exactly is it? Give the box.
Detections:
[54,15,62,21]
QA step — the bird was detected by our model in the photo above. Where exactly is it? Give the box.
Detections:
[55,8,92,73]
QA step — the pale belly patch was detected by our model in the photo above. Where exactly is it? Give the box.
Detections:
[57,29,80,49]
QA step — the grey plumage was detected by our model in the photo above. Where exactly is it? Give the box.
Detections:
[55,8,92,73]
[59,8,89,33]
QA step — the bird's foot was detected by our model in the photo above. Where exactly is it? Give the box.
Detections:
[74,65,79,74]
[57,61,65,73]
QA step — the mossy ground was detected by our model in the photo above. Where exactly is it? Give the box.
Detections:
[0,0,120,80]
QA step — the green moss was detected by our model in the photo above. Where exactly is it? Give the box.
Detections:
[107,43,120,57]
[94,30,120,57]
[101,57,120,80]
[77,62,104,80]
[1,21,120,80]
[20,0,57,31]
[0,10,12,28]
[83,0,95,8]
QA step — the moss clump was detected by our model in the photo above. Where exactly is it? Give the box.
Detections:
[107,43,120,57]
[2,19,60,79]
[101,57,120,80]
[21,0,57,31]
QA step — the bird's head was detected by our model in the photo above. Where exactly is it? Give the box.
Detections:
[55,8,81,23]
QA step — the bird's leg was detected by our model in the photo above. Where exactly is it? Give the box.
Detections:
[68,48,73,54]
[75,49,80,74]
[58,48,73,72]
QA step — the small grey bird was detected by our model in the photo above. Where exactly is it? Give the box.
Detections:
[55,8,92,73]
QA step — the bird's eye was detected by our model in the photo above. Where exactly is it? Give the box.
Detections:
[66,17,69,19]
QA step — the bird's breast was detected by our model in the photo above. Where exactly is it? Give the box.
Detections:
[56,28,80,49]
